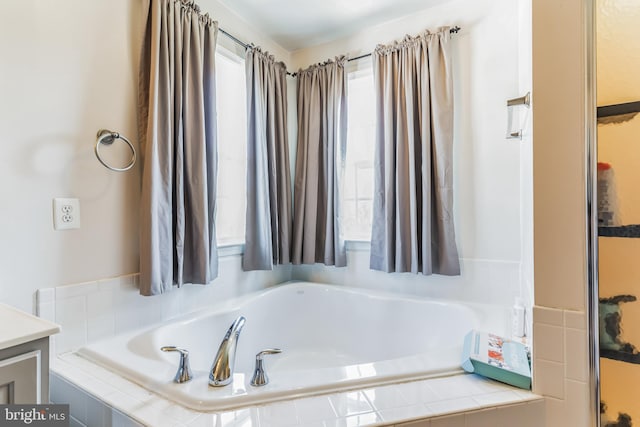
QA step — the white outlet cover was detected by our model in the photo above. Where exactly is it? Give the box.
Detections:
[53,198,81,230]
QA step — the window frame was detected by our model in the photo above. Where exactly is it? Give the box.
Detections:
[214,44,248,252]
[343,64,376,244]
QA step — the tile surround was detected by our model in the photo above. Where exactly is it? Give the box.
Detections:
[40,269,549,426]
[293,256,525,308]
[52,353,544,427]
[39,259,290,355]
[532,306,590,426]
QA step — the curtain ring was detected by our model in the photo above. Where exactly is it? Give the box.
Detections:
[95,129,137,172]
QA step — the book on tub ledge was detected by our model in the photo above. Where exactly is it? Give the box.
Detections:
[461,330,531,390]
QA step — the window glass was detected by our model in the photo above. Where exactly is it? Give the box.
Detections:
[215,50,247,245]
[343,70,375,241]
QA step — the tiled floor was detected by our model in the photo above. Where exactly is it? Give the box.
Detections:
[52,353,544,426]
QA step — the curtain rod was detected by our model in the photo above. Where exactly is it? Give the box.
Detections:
[348,26,461,62]
[218,25,462,76]
[219,28,297,76]
[219,28,250,50]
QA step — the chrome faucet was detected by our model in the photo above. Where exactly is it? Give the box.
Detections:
[209,316,246,387]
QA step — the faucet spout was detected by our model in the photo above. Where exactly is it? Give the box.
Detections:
[209,316,246,387]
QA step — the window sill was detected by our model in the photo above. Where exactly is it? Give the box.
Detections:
[216,241,370,257]
[217,242,245,257]
[345,240,371,252]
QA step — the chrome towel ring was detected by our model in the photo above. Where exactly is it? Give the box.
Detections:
[95,129,137,172]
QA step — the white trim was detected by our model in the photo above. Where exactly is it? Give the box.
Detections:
[217,243,245,257]
[345,240,371,252]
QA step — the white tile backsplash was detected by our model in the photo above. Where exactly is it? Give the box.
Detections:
[533,305,590,425]
[87,288,114,315]
[37,301,56,323]
[564,328,588,382]
[565,380,589,427]
[39,257,293,357]
[39,267,293,355]
[533,306,564,326]
[55,295,87,353]
[534,359,564,400]
[87,314,116,343]
[293,256,523,307]
[533,323,564,363]
[87,289,116,342]
[563,310,586,330]
[114,288,162,334]
[37,287,55,304]
[56,280,99,300]
[159,287,184,321]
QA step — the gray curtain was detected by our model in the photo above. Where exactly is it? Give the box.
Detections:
[242,47,292,270]
[370,28,460,275]
[292,57,347,266]
[138,0,219,295]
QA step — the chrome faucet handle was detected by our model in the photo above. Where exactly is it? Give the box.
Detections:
[250,348,282,387]
[161,346,193,384]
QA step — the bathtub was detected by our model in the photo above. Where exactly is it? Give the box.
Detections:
[78,281,481,411]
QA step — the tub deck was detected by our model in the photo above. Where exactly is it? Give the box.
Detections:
[52,352,544,427]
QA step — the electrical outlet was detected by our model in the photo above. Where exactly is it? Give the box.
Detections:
[53,198,80,230]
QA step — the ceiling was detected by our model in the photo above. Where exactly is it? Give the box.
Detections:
[218,0,454,51]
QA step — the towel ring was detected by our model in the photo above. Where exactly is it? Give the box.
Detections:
[95,129,137,172]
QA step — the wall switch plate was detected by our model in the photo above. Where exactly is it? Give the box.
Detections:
[53,198,80,230]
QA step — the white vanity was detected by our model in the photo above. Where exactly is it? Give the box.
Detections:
[0,303,60,404]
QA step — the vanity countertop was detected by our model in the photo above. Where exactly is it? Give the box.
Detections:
[0,303,60,350]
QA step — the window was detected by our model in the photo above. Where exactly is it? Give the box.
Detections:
[215,49,247,245]
[343,69,376,241]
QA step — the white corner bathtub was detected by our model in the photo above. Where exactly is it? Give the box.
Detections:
[78,281,482,411]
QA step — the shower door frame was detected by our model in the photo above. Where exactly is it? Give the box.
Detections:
[585,0,599,425]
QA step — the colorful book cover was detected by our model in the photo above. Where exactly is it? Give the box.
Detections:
[461,330,531,390]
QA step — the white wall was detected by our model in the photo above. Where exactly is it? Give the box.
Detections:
[290,0,533,311]
[0,0,533,322]
[0,0,144,314]
[0,0,291,314]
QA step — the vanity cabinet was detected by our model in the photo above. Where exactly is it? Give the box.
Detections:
[0,338,50,403]
[0,304,59,404]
